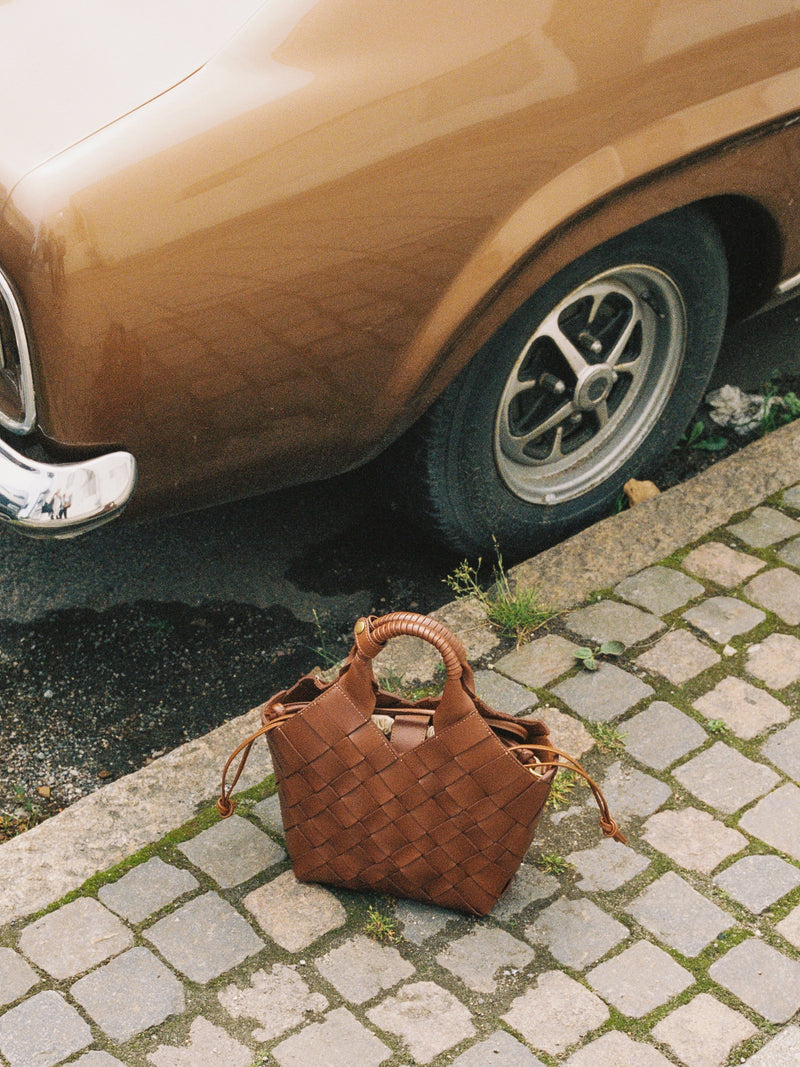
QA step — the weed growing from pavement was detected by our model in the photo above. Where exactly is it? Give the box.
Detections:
[545,769,577,810]
[573,640,625,671]
[445,538,554,645]
[589,722,626,753]
[364,902,401,944]
[537,852,571,876]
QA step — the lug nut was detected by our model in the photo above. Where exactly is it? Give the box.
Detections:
[540,373,566,395]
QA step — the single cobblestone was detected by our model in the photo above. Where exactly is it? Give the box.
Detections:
[70,947,185,1043]
[745,633,800,688]
[681,541,765,587]
[743,1027,800,1064]
[0,990,92,1067]
[366,982,474,1064]
[473,669,537,713]
[98,856,198,923]
[682,596,766,643]
[147,1017,252,1067]
[738,783,800,862]
[449,1030,544,1066]
[709,938,800,1023]
[760,718,800,781]
[776,535,800,569]
[436,927,534,992]
[178,814,285,888]
[651,993,756,1067]
[273,1006,391,1067]
[0,948,37,1008]
[625,872,734,956]
[317,935,414,1003]
[565,600,664,646]
[776,903,800,949]
[534,706,593,759]
[727,506,800,547]
[394,899,453,944]
[527,896,628,968]
[564,1030,673,1066]
[673,742,779,814]
[622,701,707,770]
[552,663,653,722]
[713,854,800,913]
[693,676,790,739]
[243,871,347,952]
[218,964,328,1041]
[252,793,284,835]
[586,940,694,1017]
[144,892,263,983]
[502,970,609,1057]
[491,863,559,920]
[615,565,704,615]
[744,566,800,624]
[566,839,650,891]
[642,808,746,873]
[635,629,720,684]
[494,635,580,689]
[599,761,671,818]
[18,897,133,981]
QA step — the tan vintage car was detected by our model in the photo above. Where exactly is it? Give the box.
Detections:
[1,0,799,556]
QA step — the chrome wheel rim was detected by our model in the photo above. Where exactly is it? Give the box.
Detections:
[493,265,686,506]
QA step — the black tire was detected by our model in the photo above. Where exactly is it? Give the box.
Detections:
[401,206,729,559]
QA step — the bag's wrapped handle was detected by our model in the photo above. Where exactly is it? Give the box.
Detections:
[353,612,476,690]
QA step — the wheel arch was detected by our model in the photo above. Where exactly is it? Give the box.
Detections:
[381,114,800,450]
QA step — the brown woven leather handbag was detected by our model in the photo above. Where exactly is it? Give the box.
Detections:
[218,611,623,916]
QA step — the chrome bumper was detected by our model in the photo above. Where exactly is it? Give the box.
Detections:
[0,436,137,538]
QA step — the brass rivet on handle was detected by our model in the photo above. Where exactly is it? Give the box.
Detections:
[354,618,366,635]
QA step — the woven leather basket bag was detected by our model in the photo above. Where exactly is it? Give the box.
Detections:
[219,611,623,916]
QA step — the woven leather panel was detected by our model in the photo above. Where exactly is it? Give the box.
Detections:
[268,677,555,916]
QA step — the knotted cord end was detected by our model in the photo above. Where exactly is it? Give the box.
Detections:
[600,816,626,844]
[216,796,237,819]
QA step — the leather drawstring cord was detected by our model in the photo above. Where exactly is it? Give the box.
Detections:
[506,742,627,844]
[217,715,291,818]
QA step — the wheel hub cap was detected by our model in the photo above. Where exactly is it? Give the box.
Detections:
[493,264,686,507]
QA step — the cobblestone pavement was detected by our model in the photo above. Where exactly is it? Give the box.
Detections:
[3,483,800,1065]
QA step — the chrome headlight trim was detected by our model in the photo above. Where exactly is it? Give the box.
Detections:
[0,267,36,434]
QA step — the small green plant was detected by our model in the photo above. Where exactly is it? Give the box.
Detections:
[679,419,728,452]
[574,640,625,671]
[365,903,400,944]
[589,722,626,753]
[706,718,730,735]
[759,384,800,435]
[546,770,576,810]
[537,852,570,875]
[445,539,554,645]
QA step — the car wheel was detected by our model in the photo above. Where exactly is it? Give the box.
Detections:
[405,206,729,558]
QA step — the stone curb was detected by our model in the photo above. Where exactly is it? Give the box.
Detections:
[3,417,799,926]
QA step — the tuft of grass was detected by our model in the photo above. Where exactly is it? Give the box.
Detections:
[705,718,730,735]
[445,539,554,645]
[759,384,800,435]
[589,722,626,753]
[364,903,400,944]
[546,770,577,810]
[537,852,571,875]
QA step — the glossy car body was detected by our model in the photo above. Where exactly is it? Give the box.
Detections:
[1,0,799,549]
